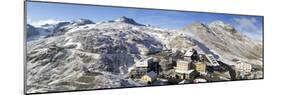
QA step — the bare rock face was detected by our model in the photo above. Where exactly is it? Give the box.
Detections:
[183,21,262,61]
[168,34,195,49]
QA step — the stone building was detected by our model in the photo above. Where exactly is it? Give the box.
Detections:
[175,60,193,79]
[194,62,207,73]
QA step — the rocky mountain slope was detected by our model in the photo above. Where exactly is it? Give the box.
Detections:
[182,21,262,65]
[26,16,263,93]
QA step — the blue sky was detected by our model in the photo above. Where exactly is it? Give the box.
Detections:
[26,2,263,40]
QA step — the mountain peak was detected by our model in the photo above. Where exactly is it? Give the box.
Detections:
[30,19,63,28]
[209,20,232,28]
[71,18,95,25]
[114,16,143,26]
[184,22,209,31]
[209,20,237,34]
[189,22,207,27]
[27,24,33,28]
[115,16,133,21]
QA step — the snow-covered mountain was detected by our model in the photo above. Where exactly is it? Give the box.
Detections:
[27,19,96,41]
[26,17,263,93]
[27,24,40,38]
[26,24,51,41]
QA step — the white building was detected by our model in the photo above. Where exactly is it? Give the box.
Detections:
[175,60,190,74]
[183,48,194,57]
[182,48,194,61]
[235,62,252,74]
[135,57,152,68]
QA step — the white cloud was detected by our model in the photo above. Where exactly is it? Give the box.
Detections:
[29,19,63,27]
[233,17,262,40]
